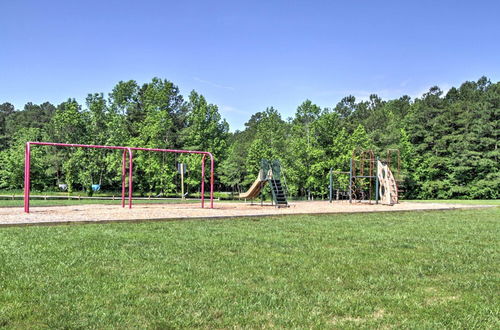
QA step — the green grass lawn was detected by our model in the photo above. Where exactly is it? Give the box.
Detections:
[0,208,499,328]
[405,199,500,205]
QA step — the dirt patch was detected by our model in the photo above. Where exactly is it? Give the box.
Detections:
[0,201,493,226]
[425,295,460,305]
[331,309,386,325]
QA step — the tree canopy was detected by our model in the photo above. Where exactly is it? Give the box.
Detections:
[0,76,498,199]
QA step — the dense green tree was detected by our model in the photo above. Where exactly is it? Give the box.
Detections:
[243,107,287,185]
[129,78,186,195]
[218,113,265,192]
[0,102,15,149]
[179,91,229,193]
[0,76,497,200]
[0,128,45,190]
[286,100,323,198]
[182,91,229,156]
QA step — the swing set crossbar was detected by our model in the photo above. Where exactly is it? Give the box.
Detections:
[23,142,214,213]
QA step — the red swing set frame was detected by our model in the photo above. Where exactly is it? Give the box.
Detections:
[24,142,214,213]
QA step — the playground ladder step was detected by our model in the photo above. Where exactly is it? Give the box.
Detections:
[269,179,288,207]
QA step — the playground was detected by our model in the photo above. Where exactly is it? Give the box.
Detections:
[5,141,493,226]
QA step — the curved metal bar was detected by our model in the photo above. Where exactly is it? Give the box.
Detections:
[127,147,133,209]
[201,154,206,208]
[24,142,31,213]
[128,146,210,155]
[130,147,215,209]
[28,141,129,151]
[122,150,127,208]
[23,142,215,213]
[209,152,215,208]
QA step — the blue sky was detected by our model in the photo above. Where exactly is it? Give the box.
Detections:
[1,0,499,130]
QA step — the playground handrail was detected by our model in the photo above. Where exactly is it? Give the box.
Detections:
[281,166,290,198]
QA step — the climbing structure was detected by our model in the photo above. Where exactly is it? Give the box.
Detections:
[239,159,288,207]
[376,160,399,205]
[351,149,376,203]
[329,149,402,205]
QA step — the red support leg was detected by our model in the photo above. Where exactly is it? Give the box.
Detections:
[201,154,206,208]
[210,154,214,209]
[128,148,133,209]
[24,143,31,213]
[121,150,126,208]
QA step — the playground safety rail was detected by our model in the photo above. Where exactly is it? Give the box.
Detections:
[24,142,214,213]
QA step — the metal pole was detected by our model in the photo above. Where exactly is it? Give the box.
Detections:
[180,163,185,200]
[24,144,27,212]
[121,150,126,208]
[375,157,379,204]
[201,155,206,208]
[210,153,214,209]
[369,152,373,203]
[329,168,333,203]
[261,181,264,206]
[349,158,353,204]
[128,148,133,209]
[24,142,31,213]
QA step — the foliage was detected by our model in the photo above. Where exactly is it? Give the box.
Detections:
[0,76,498,199]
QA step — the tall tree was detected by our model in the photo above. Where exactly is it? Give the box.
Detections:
[181,91,229,193]
[0,102,15,149]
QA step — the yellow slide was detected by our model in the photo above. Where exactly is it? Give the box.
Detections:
[239,170,267,199]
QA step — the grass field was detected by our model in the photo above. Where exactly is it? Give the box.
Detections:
[406,199,500,205]
[0,208,498,328]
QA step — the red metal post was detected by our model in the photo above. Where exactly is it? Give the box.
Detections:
[127,148,133,209]
[121,150,127,208]
[201,154,206,208]
[24,142,31,213]
[209,153,214,208]
[24,144,27,212]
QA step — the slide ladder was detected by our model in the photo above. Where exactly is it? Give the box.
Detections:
[268,160,288,207]
[239,159,288,207]
[270,178,288,207]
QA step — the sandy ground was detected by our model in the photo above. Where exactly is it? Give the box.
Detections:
[0,201,495,226]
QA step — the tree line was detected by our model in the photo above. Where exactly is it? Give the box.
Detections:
[0,77,498,199]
